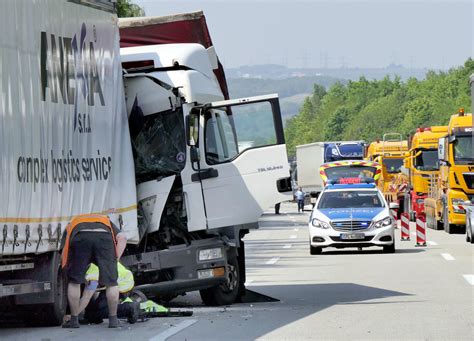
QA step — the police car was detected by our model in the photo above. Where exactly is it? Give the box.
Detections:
[308,178,396,254]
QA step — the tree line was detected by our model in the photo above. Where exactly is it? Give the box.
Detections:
[284,59,474,156]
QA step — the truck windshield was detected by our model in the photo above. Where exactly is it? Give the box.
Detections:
[414,149,439,171]
[453,136,474,164]
[384,158,403,173]
[130,109,186,183]
[318,191,384,209]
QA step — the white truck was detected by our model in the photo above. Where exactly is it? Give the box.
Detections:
[295,141,365,204]
[0,1,292,325]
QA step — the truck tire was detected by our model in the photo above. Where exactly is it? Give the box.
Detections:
[200,258,240,306]
[26,267,67,326]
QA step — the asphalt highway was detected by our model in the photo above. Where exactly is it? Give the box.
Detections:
[1,202,473,340]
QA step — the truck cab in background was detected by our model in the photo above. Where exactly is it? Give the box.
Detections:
[424,109,473,233]
[402,126,448,222]
[295,141,365,206]
[365,135,408,215]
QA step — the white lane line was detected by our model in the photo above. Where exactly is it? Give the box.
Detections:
[245,279,254,286]
[266,257,280,265]
[441,253,455,261]
[149,319,197,341]
[293,228,299,231]
[283,244,292,249]
[290,235,297,239]
[462,274,474,285]
[427,241,438,246]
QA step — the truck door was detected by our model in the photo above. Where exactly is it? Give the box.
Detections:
[192,94,292,229]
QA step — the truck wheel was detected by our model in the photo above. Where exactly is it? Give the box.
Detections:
[200,258,240,306]
[26,267,67,326]
[310,245,322,255]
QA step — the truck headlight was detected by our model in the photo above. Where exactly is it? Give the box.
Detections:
[451,198,468,214]
[374,217,392,228]
[311,219,331,229]
[198,247,223,261]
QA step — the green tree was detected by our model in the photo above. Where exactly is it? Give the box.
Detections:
[117,0,145,18]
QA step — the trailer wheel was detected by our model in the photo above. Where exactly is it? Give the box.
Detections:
[26,267,67,326]
[200,258,240,306]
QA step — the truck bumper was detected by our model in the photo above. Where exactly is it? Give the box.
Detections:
[121,237,228,296]
[0,281,51,298]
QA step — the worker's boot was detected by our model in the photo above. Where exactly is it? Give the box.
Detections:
[62,315,80,328]
[127,302,140,324]
[108,315,121,328]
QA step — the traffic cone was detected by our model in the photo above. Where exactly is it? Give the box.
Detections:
[415,213,427,247]
[400,212,410,241]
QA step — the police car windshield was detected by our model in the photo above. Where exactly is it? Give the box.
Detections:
[318,191,384,209]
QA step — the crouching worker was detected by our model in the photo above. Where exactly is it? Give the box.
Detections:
[80,262,140,325]
[61,214,127,328]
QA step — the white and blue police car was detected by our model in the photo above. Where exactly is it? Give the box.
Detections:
[308,179,396,254]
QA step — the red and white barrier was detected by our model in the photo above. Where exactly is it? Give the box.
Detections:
[400,212,410,241]
[415,214,427,247]
[390,209,398,221]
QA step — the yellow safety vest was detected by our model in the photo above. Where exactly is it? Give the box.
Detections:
[85,262,134,293]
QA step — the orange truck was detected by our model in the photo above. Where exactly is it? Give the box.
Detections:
[424,109,473,233]
[366,134,409,216]
[401,126,448,221]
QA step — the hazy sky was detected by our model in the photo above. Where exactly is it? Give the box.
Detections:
[134,0,473,69]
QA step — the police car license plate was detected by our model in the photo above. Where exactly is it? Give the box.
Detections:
[340,233,365,240]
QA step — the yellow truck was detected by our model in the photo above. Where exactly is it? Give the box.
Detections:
[424,109,473,233]
[366,134,409,214]
[401,126,448,222]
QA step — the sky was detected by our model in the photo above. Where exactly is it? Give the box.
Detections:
[134,0,473,70]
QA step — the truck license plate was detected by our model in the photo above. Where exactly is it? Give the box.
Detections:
[340,233,365,240]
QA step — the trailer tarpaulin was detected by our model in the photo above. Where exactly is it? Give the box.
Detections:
[0,0,139,255]
[119,12,230,100]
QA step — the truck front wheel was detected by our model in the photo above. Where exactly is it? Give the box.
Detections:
[200,258,240,306]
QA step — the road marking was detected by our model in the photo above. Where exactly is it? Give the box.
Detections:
[462,274,474,285]
[149,319,197,341]
[290,235,297,239]
[293,228,299,231]
[441,253,455,261]
[427,241,438,246]
[245,279,254,286]
[266,257,280,265]
[283,244,292,249]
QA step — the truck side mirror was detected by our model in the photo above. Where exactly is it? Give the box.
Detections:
[403,155,411,168]
[186,112,199,146]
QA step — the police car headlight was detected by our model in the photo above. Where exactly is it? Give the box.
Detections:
[311,219,331,229]
[374,217,392,228]
[198,247,223,261]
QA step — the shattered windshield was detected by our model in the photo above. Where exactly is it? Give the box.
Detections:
[130,109,186,183]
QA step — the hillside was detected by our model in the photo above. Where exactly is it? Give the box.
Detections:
[284,59,474,156]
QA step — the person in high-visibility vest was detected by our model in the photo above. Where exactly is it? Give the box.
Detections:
[61,214,127,328]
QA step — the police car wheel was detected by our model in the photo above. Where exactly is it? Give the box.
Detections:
[383,243,395,253]
[310,245,322,255]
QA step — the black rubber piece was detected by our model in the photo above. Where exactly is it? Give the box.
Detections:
[238,289,280,303]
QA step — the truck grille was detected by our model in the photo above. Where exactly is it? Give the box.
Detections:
[330,220,372,231]
[463,173,474,189]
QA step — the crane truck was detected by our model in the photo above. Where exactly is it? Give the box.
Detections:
[401,126,448,222]
[424,109,473,233]
[0,1,292,325]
